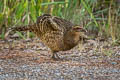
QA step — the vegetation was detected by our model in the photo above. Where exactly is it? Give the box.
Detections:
[0,0,120,42]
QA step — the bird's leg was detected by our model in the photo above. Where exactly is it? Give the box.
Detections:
[52,52,61,60]
[55,52,61,59]
[51,53,56,59]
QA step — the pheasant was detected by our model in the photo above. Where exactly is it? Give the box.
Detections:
[12,14,88,60]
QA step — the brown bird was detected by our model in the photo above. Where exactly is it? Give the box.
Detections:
[12,14,88,60]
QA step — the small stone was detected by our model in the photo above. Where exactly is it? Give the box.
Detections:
[111,62,117,65]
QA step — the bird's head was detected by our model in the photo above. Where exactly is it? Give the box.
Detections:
[72,25,87,33]
[72,25,88,41]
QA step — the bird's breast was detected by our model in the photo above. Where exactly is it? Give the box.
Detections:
[39,31,65,52]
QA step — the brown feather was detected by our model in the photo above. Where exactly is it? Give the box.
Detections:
[13,14,88,60]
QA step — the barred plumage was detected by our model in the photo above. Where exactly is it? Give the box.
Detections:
[13,14,88,60]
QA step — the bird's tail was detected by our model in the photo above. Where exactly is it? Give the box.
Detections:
[5,25,31,38]
[12,25,30,32]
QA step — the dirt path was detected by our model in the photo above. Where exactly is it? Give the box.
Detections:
[0,39,120,80]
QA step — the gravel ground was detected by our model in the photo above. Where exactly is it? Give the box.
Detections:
[0,39,120,80]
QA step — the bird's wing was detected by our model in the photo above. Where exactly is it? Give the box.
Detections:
[36,14,63,32]
[52,16,74,32]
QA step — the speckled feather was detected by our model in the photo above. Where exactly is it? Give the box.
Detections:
[13,14,87,59]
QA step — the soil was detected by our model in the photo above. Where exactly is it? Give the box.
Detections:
[0,37,120,80]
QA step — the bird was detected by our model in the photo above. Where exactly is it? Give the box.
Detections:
[12,14,88,60]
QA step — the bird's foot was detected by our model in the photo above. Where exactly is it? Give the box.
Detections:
[51,53,62,61]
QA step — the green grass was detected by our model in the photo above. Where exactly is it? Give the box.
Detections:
[0,0,119,42]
